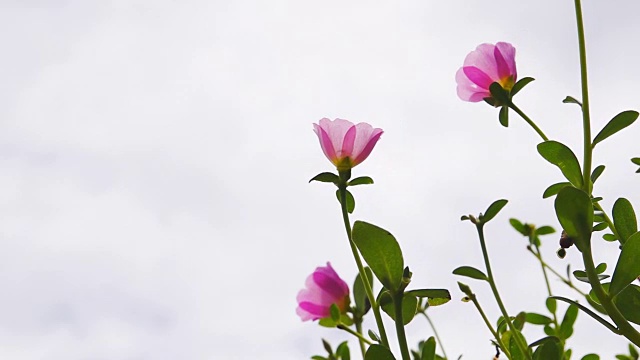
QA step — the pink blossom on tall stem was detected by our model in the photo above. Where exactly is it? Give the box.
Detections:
[456,42,517,102]
[313,118,383,172]
[296,262,350,321]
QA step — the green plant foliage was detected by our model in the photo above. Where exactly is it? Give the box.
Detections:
[554,187,593,252]
[336,189,356,214]
[421,336,437,360]
[499,106,509,127]
[610,232,640,296]
[581,354,600,360]
[352,221,404,292]
[543,182,572,199]
[353,267,374,315]
[365,344,397,360]
[538,141,584,188]
[526,312,553,325]
[573,270,609,283]
[336,341,350,360]
[531,336,563,360]
[591,165,606,183]
[546,298,557,314]
[558,304,579,339]
[562,95,582,107]
[379,291,418,325]
[310,172,340,184]
[595,263,607,274]
[511,77,535,96]
[481,199,508,223]
[348,176,374,186]
[592,110,639,147]
[613,198,638,244]
[614,284,640,325]
[405,289,451,306]
[452,266,488,281]
[510,218,528,235]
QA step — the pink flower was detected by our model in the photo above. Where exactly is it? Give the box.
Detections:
[296,262,350,321]
[456,42,517,102]
[313,118,383,171]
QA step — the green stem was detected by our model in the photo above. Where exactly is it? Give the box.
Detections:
[338,324,373,346]
[338,186,390,348]
[531,243,560,329]
[476,224,531,359]
[355,317,367,357]
[467,292,511,359]
[526,247,587,297]
[393,293,411,360]
[573,0,593,192]
[581,246,640,346]
[419,310,449,359]
[509,103,549,141]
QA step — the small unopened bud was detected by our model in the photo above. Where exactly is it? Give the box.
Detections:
[557,248,567,259]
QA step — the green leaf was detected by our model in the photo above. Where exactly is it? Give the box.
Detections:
[596,262,607,274]
[406,289,451,306]
[457,281,473,297]
[421,336,437,360]
[511,77,535,96]
[489,82,510,105]
[592,110,639,147]
[572,270,608,283]
[507,330,529,360]
[536,226,556,236]
[348,176,374,186]
[630,344,639,358]
[482,199,508,223]
[554,187,593,252]
[604,233,618,242]
[546,297,557,313]
[499,106,509,127]
[610,232,640,296]
[543,182,572,199]
[593,222,608,231]
[336,189,355,214]
[591,165,606,183]
[318,317,338,328]
[538,141,584,188]
[452,266,488,281]
[311,356,327,360]
[615,284,640,325]
[352,221,404,291]
[581,354,600,360]
[336,341,350,360]
[525,312,553,325]
[531,336,562,360]
[553,295,619,333]
[563,96,582,107]
[510,218,528,236]
[379,292,418,325]
[310,172,340,183]
[330,303,340,321]
[365,344,397,360]
[353,267,373,315]
[368,330,380,343]
[613,198,638,244]
[558,304,579,339]
[322,339,333,355]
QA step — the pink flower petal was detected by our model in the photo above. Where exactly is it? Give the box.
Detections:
[456,67,490,102]
[340,125,357,159]
[314,122,337,164]
[463,66,493,90]
[496,42,517,80]
[353,128,383,166]
[463,43,499,81]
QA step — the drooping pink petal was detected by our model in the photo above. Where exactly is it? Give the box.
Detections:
[463,66,493,90]
[296,306,315,321]
[312,262,349,299]
[298,301,330,319]
[314,123,338,164]
[353,129,383,166]
[494,46,511,81]
[463,43,499,81]
[495,42,517,80]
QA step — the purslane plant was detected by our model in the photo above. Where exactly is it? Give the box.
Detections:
[299,1,639,359]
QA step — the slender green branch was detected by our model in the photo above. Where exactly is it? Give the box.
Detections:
[355,317,367,357]
[418,309,449,360]
[509,103,549,141]
[526,247,587,297]
[338,186,390,348]
[392,293,411,360]
[466,292,511,359]
[593,202,623,245]
[338,324,373,346]
[530,242,559,329]
[476,224,531,359]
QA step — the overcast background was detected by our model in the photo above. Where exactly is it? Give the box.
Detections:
[1,0,639,359]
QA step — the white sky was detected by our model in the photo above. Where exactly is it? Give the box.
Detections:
[1,0,639,359]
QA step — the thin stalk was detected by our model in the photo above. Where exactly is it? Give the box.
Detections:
[526,247,587,297]
[476,224,531,359]
[338,324,373,346]
[355,318,367,357]
[467,293,511,359]
[531,243,560,328]
[509,103,549,141]
[393,293,411,360]
[593,202,623,245]
[338,186,390,347]
[419,310,449,359]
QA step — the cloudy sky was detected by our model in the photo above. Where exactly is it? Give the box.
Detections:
[1,0,639,359]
